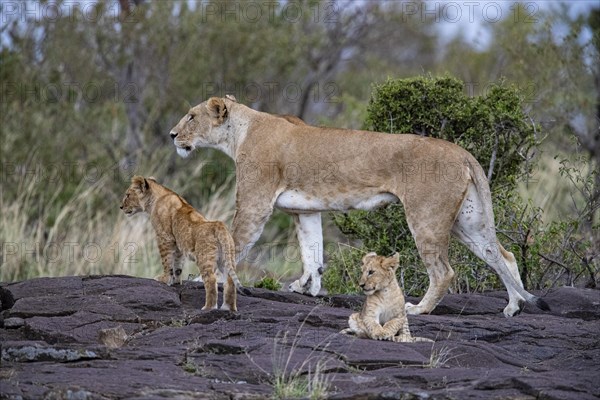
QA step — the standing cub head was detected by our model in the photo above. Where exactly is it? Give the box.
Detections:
[120,175,152,216]
[359,252,400,295]
[169,97,231,158]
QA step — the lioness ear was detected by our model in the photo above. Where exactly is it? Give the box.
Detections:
[206,97,228,126]
[384,252,400,271]
[362,252,377,264]
[225,94,237,102]
[131,175,149,193]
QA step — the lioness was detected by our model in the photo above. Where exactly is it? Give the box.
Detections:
[120,176,248,311]
[169,96,549,317]
[341,253,432,343]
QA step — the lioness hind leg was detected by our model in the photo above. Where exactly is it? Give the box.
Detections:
[405,239,454,315]
[451,184,528,317]
[498,242,524,289]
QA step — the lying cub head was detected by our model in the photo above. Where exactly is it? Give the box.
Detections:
[359,252,400,295]
[120,175,152,216]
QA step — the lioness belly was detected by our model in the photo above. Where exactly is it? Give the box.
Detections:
[275,189,399,213]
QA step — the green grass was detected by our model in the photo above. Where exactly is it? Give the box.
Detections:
[254,277,282,291]
[0,158,298,284]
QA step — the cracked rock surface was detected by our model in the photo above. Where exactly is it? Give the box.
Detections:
[1,276,598,399]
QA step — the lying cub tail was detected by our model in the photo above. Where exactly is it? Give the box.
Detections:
[217,224,251,296]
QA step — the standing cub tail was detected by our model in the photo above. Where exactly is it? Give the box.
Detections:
[228,264,251,296]
[217,223,251,296]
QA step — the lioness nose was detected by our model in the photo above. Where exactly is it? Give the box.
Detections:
[170,131,178,139]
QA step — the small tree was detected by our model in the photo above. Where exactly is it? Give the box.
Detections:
[324,76,539,295]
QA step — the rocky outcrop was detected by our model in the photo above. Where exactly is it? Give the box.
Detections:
[1,276,598,399]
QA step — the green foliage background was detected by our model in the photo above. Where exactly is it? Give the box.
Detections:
[0,1,597,286]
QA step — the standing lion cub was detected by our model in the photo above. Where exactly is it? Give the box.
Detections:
[341,253,432,343]
[120,176,249,311]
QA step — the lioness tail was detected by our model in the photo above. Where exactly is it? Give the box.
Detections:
[468,156,550,312]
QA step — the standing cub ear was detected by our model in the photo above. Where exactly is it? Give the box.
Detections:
[206,97,228,126]
[383,252,400,271]
[131,175,149,193]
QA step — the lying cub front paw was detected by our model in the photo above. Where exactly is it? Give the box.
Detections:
[371,330,392,341]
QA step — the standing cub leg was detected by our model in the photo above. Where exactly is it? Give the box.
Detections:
[197,249,218,310]
[221,275,237,312]
[201,268,218,310]
[157,239,178,286]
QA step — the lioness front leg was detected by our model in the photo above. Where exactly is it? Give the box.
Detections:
[231,205,274,265]
[404,237,454,315]
[289,213,323,296]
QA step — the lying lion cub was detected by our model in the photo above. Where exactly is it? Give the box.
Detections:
[341,253,432,343]
[120,176,249,311]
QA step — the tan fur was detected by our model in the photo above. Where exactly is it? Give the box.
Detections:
[120,176,246,311]
[341,253,432,343]
[278,114,307,125]
[168,97,549,317]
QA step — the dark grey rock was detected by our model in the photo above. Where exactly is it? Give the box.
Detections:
[1,275,598,399]
[3,317,24,329]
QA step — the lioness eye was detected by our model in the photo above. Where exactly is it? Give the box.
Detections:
[367,270,374,276]
[187,114,195,121]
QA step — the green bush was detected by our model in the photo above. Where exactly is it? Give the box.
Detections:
[325,76,538,295]
[254,277,282,291]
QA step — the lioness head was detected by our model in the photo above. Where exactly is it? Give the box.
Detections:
[120,175,151,216]
[359,252,400,295]
[169,97,231,158]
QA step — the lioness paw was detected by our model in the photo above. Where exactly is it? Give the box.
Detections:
[405,302,426,315]
[288,272,321,297]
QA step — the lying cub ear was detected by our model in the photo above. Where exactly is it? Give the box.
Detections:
[206,97,228,126]
[362,252,377,264]
[131,175,149,193]
[383,252,400,271]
